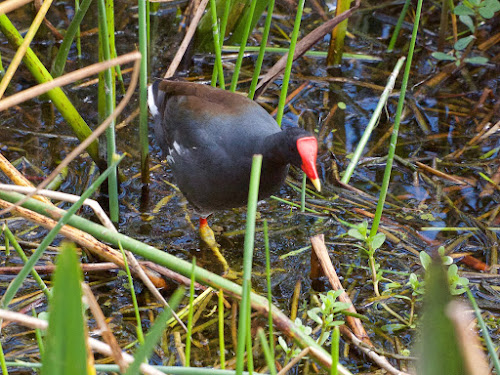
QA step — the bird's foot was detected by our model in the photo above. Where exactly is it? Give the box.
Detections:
[199,219,230,276]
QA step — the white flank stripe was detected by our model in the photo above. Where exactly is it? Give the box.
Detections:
[147,84,159,117]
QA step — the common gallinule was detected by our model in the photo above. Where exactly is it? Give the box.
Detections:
[148,80,321,272]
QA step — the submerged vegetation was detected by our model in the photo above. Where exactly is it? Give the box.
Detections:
[0,0,499,374]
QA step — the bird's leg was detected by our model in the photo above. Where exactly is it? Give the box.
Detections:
[199,217,229,274]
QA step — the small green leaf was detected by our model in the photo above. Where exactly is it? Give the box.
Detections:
[307,309,323,325]
[371,233,386,250]
[454,35,475,50]
[326,320,345,328]
[420,251,432,270]
[442,256,453,266]
[469,0,481,6]
[481,0,500,17]
[432,52,456,61]
[454,4,475,15]
[338,102,346,110]
[278,336,289,353]
[459,15,475,32]
[348,228,366,241]
[478,6,495,17]
[483,0,500,12]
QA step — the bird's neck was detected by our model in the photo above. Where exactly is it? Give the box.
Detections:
[258,131,293,166]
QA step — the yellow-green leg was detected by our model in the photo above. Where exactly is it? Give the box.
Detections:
[199,217,229,275]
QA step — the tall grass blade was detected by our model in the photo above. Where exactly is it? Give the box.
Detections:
[3,224,50,298]
[419,259,465,375]
[387,0,411,52]
[229,0,258,92]
[75,0,82,57]
[327,0,352,66]
[465,287,500,374]
[185,258,196,366]
[211,0,231,87]
[236,154,262,375]
[369,0,423,239]
[341,57,405,184]
[124,288,184,375]
[97,0,119,223]
[209,0,225,88]
[118,242,145,343]
[275,0,305,126]
[263,220,275,356]
[138,0,150,184]
[248,0,275,100]
[51,0,93,77]
[218,289,226,369]
[41,242,87,375]
[330,326,339,375]
[0,339,7,375]
[257,328,277,375]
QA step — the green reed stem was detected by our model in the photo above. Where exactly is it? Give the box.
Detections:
[3,224,50,298]
[209,0,225,88]
[263,220,275,357]
[2,225,8,255]
[330,326,340,375]
[106,0,124,93]
[465,287,500,374]
[341,56,405,184]
[51,0,92,77]
[185,257,196,366]
[236,154,262,375]
[98,0,119,223]
[328,0,352,66]
[218,289,226,369]
[387,0,411,52]
[211,0,230,88]
[0,337,7,375]
[118,242,145,344]
[300,173,306,212]
[257,328,277,375]
[275,0,305,126]
[247,0,275,100]
[369,0,423,240]
[0,14,102,167]
[138,0,150,184]
[32,308,45,357]
[0,50,4,75]
[229,0,258,92]
[246,313,254,374]
[0,155,124,309]
[75,0,82,57]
